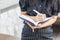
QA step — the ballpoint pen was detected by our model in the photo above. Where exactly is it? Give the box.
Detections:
[33,9,41,15]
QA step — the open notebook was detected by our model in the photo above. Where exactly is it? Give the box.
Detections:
[19,9,52,26]
[19,15,51,26]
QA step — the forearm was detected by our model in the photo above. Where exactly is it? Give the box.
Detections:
[37,16,58,29]
[21,11,36,20]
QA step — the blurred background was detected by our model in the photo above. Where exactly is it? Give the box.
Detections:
[0,0,60,40]
[0,0,24,39]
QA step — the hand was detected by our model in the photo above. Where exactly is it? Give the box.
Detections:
[25,21,37,29]
[25,21,44,29]
[31,14,46,22]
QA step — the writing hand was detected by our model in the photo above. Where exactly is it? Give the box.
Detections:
[32,14,46,22]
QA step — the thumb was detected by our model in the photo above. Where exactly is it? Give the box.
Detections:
[36,14,43,17]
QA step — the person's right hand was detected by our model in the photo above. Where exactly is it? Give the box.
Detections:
[31,14,46,22]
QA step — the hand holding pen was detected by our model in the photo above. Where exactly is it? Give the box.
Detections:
[32,9,46,32]
[33,9,46,22]
[25,9,46,32]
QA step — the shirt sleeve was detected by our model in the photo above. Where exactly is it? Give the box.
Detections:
[19,0,28,11]
[52,0,59,16]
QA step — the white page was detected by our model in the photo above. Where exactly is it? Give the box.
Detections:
[20,15,38,26]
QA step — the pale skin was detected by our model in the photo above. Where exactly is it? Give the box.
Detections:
[21,11,58,30]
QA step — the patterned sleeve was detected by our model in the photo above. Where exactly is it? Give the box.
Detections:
[52,0,59,16]
[19,0,28,11]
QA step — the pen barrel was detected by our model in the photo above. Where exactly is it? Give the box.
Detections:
[33,9,40,15]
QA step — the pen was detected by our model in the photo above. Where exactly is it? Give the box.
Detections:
[33,9,41,15]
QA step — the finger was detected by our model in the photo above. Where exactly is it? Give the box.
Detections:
[38,24,41,26]
[34,27,37,29]
[25,21,37,29]
[36,13,42,16]
[25,22,33,28]
[25,21,31,26]
[26,22,31,26]
[37,15,43,17]
[43,14,46,18]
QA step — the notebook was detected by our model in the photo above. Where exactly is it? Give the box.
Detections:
[19,9,52,26]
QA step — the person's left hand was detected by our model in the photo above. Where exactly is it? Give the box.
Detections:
[25,21,38,29]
